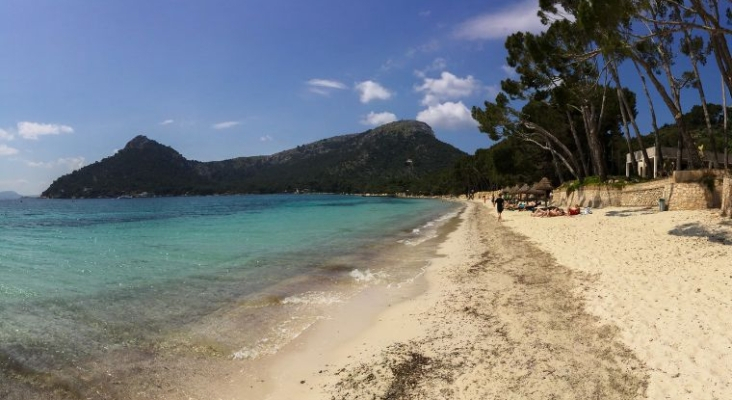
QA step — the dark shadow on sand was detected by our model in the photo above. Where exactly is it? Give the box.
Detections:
[605,208,655,217]
[668,222,732,245]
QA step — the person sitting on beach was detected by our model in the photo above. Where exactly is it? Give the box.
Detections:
[531,207,565,217]
[548,207,566,217]
[531,208,548,217]
[568,205,581,216]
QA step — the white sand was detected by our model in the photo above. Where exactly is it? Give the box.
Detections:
[500,205,732,400]
[204,201,732,399]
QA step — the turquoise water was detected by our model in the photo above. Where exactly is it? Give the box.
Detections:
[0,194,460,398]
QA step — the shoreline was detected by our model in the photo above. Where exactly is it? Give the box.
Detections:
[212,200,732,399]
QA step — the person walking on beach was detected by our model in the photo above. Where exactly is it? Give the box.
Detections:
[495,194,505,221]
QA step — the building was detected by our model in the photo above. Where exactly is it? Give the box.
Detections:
[626,146,732,178]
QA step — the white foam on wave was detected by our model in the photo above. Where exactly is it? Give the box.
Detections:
[231,316,325,360]
[349,268,387,283]
[399,209,459,246]
[386,265,428,289]
[281,291,343,305]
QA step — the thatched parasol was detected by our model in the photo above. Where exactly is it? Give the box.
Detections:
[518,183,531,200]
[531,177,554,205]
[531,177,553,192]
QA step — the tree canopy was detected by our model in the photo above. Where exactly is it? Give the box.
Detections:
[471,0,732,188]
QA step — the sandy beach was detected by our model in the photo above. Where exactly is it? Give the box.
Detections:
[206,200,732,400]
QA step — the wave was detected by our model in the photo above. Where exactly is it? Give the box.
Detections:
[281,291,343,305]
[349,268,387,283]
[231,316,325,360]
[398,209,460,246]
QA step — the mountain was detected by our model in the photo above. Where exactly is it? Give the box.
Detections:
[41,120,468,198]
[0,191,22,200]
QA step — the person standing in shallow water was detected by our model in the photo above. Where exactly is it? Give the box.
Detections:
[495,194,505,221]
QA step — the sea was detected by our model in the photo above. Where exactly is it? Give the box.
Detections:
[0,194,462,399]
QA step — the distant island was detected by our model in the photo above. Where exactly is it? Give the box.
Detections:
[42,120,468,199]
[0,191,23,200]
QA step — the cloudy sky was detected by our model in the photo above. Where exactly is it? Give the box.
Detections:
[1,0,560,195]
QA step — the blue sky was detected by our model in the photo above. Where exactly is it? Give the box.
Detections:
[0,0,555,195]
[2,1,723,196]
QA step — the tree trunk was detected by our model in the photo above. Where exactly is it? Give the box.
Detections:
[689,0,732,95]
[631,59,664,176]
[724,76,729,170]
[632,54,702,169]
[524,137,580,180]
[610,61,652,177]
[548,140,565,184]
[617,93,638,177]
[580,102,607,181]
[521,121,582,180]
[681,24,719,168]
[565,110,589,178]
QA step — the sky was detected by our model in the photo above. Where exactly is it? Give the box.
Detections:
[1,1,725,196]
[0,0,559,195]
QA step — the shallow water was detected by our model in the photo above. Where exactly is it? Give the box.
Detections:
[0,194,460,399]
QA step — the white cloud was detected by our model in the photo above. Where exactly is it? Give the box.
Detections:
[260,135,273,142]
[308,79,348,90]
[485,84,501,101]
[360,111,398,126]
[415,72,480,106]
[355,80,393,103]
[17,121,74,140]
[307,78,348,95]
[0,128,13,141]
[416,101,478,130]
[414,58,448,79]
[212,121,240,130]
[406,40,441,59]
[27,156,85,171]
[501,65,518,77]
[453,0,545,40]
[160,119,174,125]
[380,58,398,72]
[0,144,19,156]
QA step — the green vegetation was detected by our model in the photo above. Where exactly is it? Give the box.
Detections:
[466,1,732,191]
[41,121,468,198]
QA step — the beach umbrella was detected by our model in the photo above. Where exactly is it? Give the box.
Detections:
[508,184,521,199]
[531,177,554,205]
[532,177,553,192]
[518,184,530,200]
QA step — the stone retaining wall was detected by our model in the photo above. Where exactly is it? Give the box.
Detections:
[549,171,729,211]
[555,185,622,208]
[620,180,666,207]
[722,177,732,217]
[478,171,731,214]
